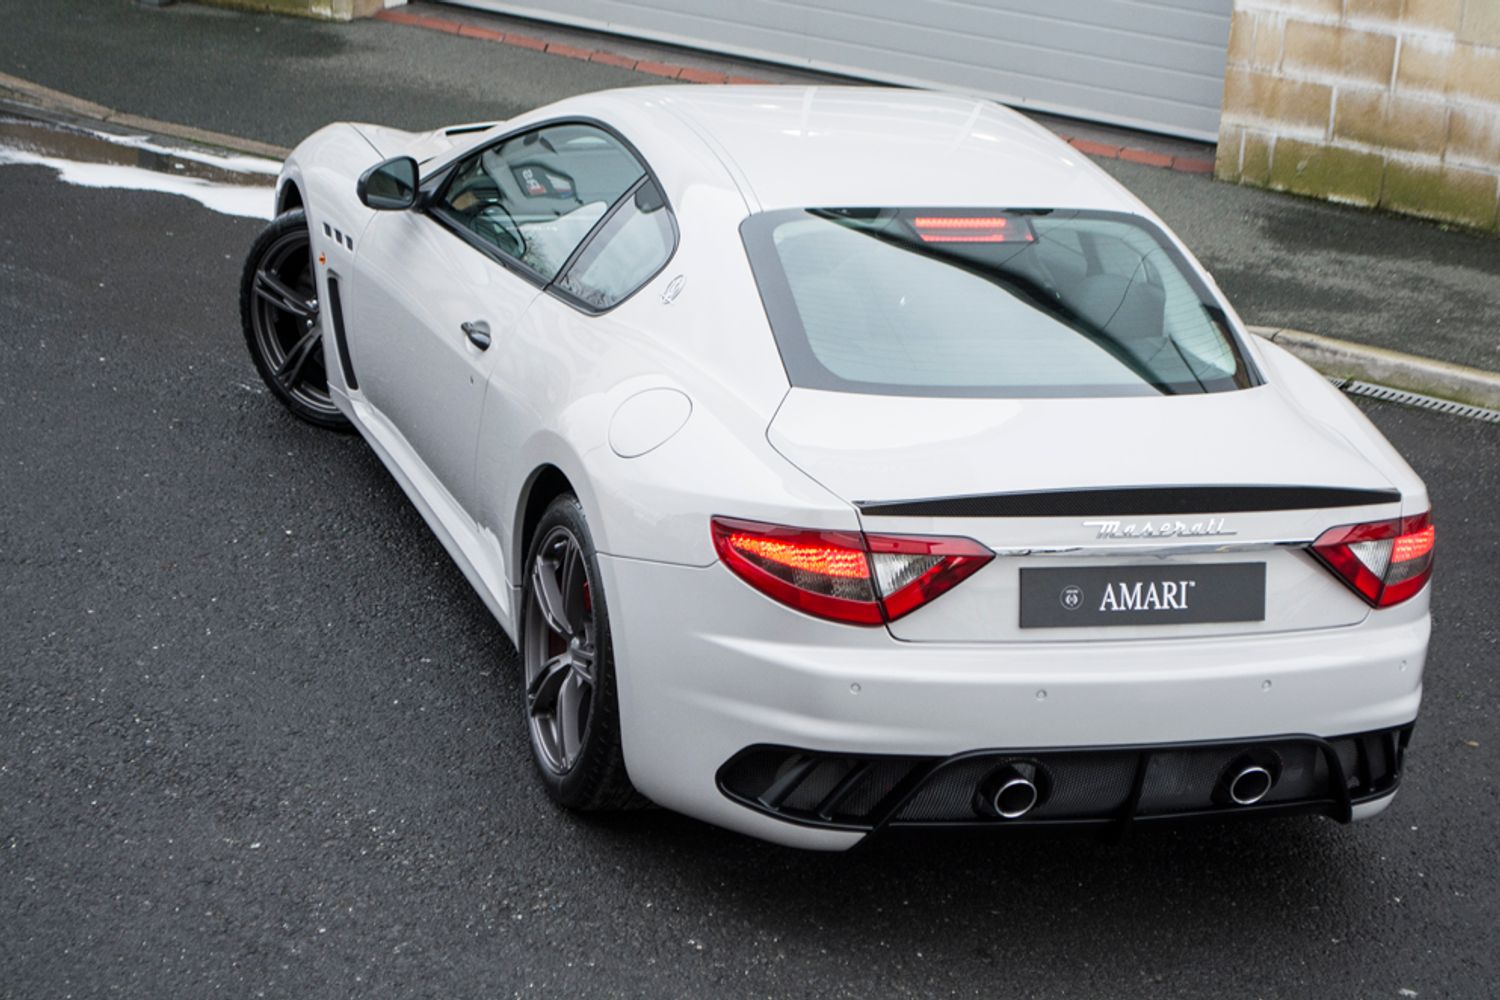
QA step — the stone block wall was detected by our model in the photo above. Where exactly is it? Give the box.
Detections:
[1217,0,1500,232]
[195,0,403,21]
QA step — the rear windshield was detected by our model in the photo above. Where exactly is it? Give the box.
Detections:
[740,208,1259,398]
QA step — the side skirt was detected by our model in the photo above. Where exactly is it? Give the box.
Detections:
[336,388,517,641]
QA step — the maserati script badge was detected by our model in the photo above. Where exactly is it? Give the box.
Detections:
[1083,518,1237,541]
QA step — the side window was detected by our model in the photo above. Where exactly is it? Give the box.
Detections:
[554,180,677,310]
[436,123,644,280]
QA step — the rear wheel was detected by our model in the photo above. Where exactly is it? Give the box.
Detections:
[521,496,638,810]
[239,209,350,430]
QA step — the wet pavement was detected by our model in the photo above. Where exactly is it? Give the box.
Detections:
[2,6,1499,998]
[0,111,274,218]
[0,113,1498,1000]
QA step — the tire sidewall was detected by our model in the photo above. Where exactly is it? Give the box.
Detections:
[521,495,627,806]
[239,208,351,431]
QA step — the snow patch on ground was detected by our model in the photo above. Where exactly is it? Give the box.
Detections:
[0,146,275,219]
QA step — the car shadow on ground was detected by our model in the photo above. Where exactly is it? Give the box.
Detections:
[556,795,1379,974]
[323,412,1389,966]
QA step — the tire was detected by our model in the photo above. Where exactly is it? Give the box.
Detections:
[521,495,640,810]
[239,208,352,431]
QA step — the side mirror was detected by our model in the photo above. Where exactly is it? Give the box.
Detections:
[357,156,419,210]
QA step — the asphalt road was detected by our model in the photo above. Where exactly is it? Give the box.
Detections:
[2,161,1498,1000]
[1,0,1498,371]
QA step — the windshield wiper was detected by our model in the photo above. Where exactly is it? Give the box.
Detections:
[827,217,1179,394]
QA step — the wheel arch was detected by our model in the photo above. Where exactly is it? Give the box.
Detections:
[514,463,578,583]
[276,179,305,216]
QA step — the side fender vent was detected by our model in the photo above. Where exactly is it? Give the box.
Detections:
[325,276,358,390]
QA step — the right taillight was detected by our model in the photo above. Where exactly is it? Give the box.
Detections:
[710,516,993,625]
[1311,511,1434,607]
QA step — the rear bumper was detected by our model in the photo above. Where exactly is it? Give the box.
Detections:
[598,554,1428,851]
[717,727,1411,836]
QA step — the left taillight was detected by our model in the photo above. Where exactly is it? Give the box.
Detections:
[710,516,993,626]
[1310,511,1435,608]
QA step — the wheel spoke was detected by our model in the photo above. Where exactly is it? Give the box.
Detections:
[556,672,583,766]
[275,326,323,389]
[254,268,317,320]
[527,652,571,717]
[569,641,594,684]
[560,543,585,630]
[531,553,573,638]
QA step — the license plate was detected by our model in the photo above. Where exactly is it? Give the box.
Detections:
[1019,563,1266,628]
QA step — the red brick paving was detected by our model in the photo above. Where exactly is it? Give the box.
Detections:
[546,42,595,61]
[632,60,684,78]
[1120,147,1174,168]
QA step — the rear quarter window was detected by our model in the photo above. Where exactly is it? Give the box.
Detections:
[553,179,677,311]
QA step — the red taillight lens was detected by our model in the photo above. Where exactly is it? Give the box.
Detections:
[1310,511,1434,608]
[911,216,1014,229]
[710,519,882,624]
[710,517,993,626]
[909,214,1036,244]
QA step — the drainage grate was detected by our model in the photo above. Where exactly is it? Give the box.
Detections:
[1328,377,1500,424]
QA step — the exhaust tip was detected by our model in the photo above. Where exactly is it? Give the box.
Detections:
[993,775,1039,819]
[1226,764,1275,806]
[975,762,1045,820]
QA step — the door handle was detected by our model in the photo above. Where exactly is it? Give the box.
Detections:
[461,320,491,350]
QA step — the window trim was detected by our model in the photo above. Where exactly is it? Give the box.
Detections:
[418,115,679,317]
[739,207,1264,399]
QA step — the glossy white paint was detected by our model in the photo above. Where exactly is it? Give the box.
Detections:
[598,552,1426,851]
[347,203,540,510]
[274,87,1431,849]
[609,388,693,458]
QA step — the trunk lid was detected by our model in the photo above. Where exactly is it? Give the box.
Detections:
[767,385,1399,641]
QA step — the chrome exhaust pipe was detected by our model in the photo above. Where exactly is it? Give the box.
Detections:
[1226,763,1275,806]
[977,763,1041,819]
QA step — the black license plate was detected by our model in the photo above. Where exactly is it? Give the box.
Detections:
[1019,563,1266,628]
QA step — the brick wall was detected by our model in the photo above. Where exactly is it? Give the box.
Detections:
[1217,0,1500,232]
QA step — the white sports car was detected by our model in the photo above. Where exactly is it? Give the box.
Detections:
[240,86,1433,850]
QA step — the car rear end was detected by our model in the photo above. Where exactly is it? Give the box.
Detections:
[603,204,1432,850]
[602,507,1429,850]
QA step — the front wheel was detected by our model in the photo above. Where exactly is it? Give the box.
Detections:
[521,495,639,811]
[239,208,351,430]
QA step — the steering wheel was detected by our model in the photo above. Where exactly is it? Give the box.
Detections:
[472,202,526,259]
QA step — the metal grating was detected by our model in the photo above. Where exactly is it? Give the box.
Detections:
[1329,377,1500,424]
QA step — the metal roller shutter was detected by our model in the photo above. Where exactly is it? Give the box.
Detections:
[447,0,1234,141]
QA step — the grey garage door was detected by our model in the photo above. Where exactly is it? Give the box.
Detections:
[447,0,1235,141]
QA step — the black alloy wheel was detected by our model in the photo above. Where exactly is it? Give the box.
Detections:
[521,495,640,810]
[239,209,350,430]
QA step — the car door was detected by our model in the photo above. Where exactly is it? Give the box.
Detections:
[473,172,681,574]
[346,121,648,515]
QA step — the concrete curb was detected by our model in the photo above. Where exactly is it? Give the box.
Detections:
[376,5,1221,176]
[0,71,291,160]
[1251,326,1500,411]
[2,71,1494,409]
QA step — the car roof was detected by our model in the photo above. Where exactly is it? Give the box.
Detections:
[601,85,1139,213]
